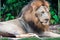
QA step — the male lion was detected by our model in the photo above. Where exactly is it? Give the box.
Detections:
[0,0,60,38]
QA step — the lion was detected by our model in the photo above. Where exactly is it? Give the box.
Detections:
[0,0,60,38]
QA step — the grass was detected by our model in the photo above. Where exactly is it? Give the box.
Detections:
[0,37,60,40]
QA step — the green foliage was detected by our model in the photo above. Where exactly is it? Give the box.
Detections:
[1,0,60,25]
[0,11,2,18]
[1,0,30,21]
[50,19,56,24]
[50,7,60,24]
[50,9,55,16]
[6,0,17,4]
[53,15,59,22]
[5,13,14,21]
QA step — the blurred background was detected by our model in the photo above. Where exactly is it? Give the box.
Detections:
[0,0,60,25]
[58,0,60,21]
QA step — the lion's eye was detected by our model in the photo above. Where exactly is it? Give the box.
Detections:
[41,11,44,16]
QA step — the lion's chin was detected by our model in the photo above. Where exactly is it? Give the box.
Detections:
[42,22,49,25]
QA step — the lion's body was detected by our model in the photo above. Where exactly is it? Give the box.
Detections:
[0,0,60,38]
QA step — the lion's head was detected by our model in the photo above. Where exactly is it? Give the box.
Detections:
[21,0,50,31]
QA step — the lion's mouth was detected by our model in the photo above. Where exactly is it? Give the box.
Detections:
[40,21,49,25]
[40,21,48,23]
[40,22,43,23]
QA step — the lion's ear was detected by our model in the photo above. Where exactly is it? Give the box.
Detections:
[44,1,50,9]
[31,1,42,11]
[31,2,36,11]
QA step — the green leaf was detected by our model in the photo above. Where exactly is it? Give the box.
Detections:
[53,15,59,22]
[5,17,9,21]
[6,0,17,4]
[0,11,3,14]
[9,6,13,10]
[0,11,2,18]
[10,16,14,19]
[50,10,55,16]
[50,19,55,24]
[6,13,11,16]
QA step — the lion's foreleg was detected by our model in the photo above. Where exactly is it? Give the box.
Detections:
[43,31,60,37]
[16,33,40,38]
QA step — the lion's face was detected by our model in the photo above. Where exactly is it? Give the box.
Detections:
[23,0,50,26]
[36,6,50,25]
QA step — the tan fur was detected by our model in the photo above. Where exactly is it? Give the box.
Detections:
[23,0,50,32]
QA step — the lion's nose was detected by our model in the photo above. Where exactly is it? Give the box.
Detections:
[45,19,49,23]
